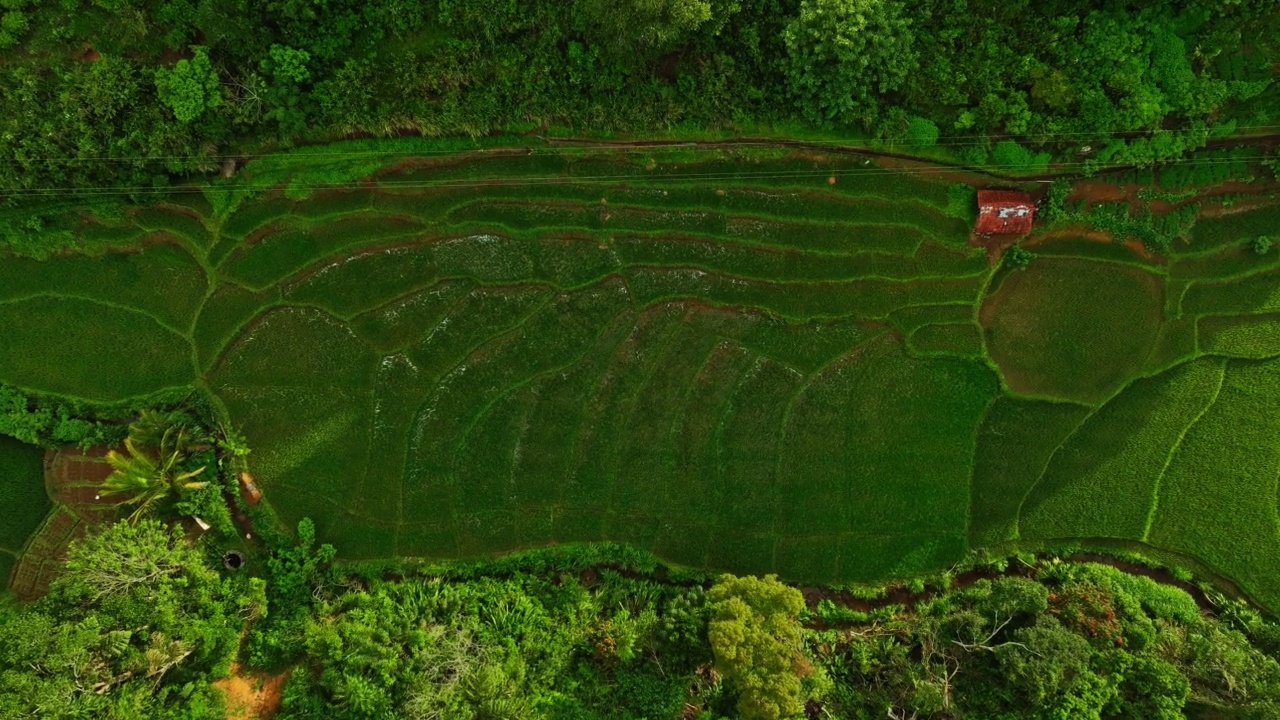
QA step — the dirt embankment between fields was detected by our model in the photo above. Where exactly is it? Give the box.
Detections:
[802,552,1217,629]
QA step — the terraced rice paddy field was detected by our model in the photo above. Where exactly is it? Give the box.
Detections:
[4,145,1280,608]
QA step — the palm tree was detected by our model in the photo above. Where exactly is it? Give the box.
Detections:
[100,419,208,522]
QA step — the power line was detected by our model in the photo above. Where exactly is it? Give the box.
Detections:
[0,152,1268,201]
[1,124,1277,166]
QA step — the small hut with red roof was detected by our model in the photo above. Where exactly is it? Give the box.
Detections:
[975,190,1035,235]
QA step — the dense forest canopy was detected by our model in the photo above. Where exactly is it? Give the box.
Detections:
[8,517,1280,719]
[0,0,1276,190]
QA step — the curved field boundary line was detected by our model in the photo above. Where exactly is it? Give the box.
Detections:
[773,333,894,560]
[998,356,1228,525]
[598,313,692,530]
[440,289,637,522]
[220,233,436,293]
[960,390,1004,542]
[1026,251,1170,274]
[701,347,766,563]
[194,293,285,376]
[0,291,195,340]
[614,262,990,286]
[201,283,540,378]
[548,309,643,513]
[265,229,964,304]
[1173,260,1280,284]
[1010,401,1105,539]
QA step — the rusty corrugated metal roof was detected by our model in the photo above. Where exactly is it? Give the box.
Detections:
[975,190,1035,234]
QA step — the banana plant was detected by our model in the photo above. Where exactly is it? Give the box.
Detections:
[100,418,209,522]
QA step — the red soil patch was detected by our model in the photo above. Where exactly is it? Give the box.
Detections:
[6,447,125,598]
[1066,180,1130,205]
[8,507,84,599]
[970,231,1021,264]
[47,447,123,521]
[214,665,289,720]
[1024,225,1163,264]
[371,148,538,182]
[1069,176,1280,216]
[244,221,289,246]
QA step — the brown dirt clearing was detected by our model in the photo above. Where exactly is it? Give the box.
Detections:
[215,665,289,720]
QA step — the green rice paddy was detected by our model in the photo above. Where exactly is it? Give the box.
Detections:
[5,145,1280,609]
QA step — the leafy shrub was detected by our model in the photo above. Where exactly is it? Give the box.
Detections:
[708,574,807,720]
[904,116,940,147]
[0,384,126,448]
[1003,245,1035,270]
[815,598,868,624]
[990,140,1050,173]
[1042,179,1071,224]
[0,519,244,718]
[945,182,977,220]
[154,46,222,123]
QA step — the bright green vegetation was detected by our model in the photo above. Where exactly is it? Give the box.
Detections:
[0,435,46,582]
[10,519,1280,720]
[1018,358,1226,541]
[5,144,1280,616]
[1146,360,1280,617]
[0,520,248,718]
[0,296,193,402]
[1,0,1277,195]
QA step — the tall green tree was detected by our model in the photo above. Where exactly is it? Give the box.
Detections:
[574,0,719,63]
[99,411,208,521]
[783,0,916,126]
[0,519,240,719]
[707,573,807,720]
[154,46,222,123]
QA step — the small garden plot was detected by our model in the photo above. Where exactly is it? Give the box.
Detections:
[982,257,1164,404]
